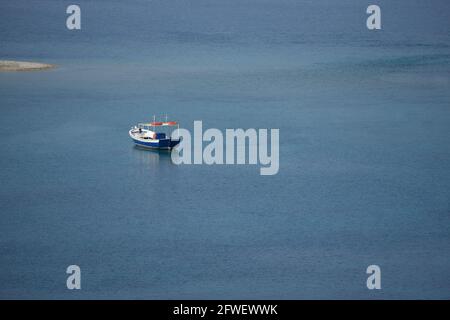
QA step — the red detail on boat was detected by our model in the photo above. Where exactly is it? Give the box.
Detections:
[164,121,178,126]
[150,122,163,126]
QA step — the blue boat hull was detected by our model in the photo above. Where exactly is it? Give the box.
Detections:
[132,138,180,150]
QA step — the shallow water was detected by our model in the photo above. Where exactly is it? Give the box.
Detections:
[0,0,449,299]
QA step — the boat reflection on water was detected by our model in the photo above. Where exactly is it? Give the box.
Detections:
[132,145,176,168]
[130,145,182,204]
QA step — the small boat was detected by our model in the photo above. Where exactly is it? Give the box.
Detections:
[129,117,180,150]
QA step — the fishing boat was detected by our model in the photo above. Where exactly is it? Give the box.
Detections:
[129,117,180,150]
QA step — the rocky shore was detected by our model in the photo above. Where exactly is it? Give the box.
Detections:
[0,60,55,71]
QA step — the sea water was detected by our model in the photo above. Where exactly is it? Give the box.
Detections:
[0,0,449,299]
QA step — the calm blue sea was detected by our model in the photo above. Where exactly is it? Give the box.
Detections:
[0,0,449,299]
